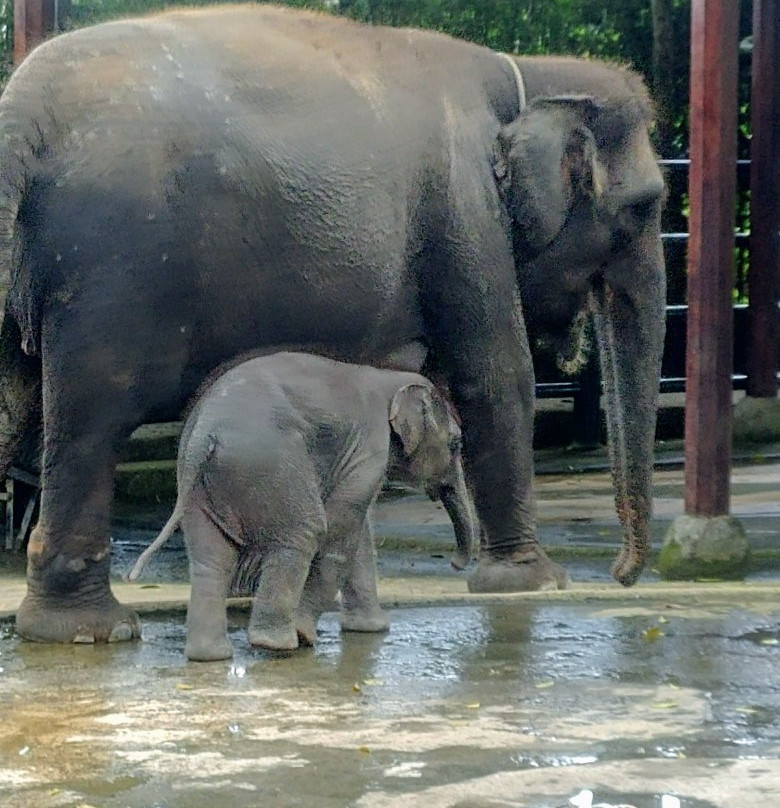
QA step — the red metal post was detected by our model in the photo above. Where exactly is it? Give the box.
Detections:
[746,0,780,397]
[684,0,740,516]
[14,0,56,65]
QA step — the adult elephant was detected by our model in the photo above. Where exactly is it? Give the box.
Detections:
[0,4,665,644]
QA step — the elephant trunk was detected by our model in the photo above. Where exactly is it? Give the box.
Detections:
[437,461,479,571]
[591,229,666,586]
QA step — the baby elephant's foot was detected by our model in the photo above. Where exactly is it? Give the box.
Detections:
[248,621,299,651]
[294,610,319,647]
[186,634,234,662]
[340,607,391,634]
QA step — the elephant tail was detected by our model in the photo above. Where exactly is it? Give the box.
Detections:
[125,506,184,582]
[125,432,218,581]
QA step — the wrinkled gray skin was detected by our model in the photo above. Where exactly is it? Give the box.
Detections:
[125,353,476,661]
[0,5,666,645]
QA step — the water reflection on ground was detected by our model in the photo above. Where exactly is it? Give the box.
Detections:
[2,600,780,807]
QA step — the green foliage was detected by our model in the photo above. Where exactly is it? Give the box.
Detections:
[0,1,12,83]
[341,0,654,69]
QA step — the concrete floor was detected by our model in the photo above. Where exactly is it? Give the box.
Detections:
[2,447,780,807]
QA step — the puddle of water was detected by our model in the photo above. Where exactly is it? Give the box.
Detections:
[1,602,780,807]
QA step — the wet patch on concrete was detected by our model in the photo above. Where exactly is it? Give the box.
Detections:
[2,602,780,807]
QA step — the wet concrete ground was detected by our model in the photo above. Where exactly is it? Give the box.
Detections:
[2,450,780,807]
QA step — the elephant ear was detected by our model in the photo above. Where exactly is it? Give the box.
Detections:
[493,95,606,260]
[389,383,438,458]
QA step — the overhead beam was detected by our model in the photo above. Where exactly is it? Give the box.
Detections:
[684,0,740,516]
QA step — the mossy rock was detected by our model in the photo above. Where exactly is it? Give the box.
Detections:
[733,396,780,446]
[658,514,750,581]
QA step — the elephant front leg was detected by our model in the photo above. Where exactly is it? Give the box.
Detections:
[183,509,238,662]
[427,224,569,593]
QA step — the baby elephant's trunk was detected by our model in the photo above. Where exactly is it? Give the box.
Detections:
[437,461,478,570]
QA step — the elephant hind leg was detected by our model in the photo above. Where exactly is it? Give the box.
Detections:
[0,316,42,480]
[247,504,326,652]
[183,507,238,662]
[339,518,389,634]
[16,347,143,644]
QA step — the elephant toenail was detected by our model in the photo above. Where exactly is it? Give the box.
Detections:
[108,622,134,643]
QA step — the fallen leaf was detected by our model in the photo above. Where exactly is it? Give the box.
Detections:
[535,680,554,689]
[760,637,779,646]
[465,702,480,709]
[175,683,194,691]
[362,679,384,686]
[651,700,679,710]
[357,746,371,754]
[139,584,161,589]
[352,684,362,694]
[642,626,665,641]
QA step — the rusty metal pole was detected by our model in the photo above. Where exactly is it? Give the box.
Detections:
[746,0,780,398]
[13,0,56,66]
[684,0,740,517]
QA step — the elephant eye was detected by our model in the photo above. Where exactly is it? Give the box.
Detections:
[449,436,462,453]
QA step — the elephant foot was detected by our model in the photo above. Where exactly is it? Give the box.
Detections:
[467,546,570,593]
[294,610,319,647]
[16,590,141,644]
[248,621,299,651]
[340,607,391,634]
[186,635,234,662]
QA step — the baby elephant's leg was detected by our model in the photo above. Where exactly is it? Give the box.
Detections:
[340,518,390,634]
[183,509,239,662]
[295,552,342,646]
[248,526,323,651]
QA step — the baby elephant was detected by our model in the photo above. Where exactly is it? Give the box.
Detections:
[127,352,477,661]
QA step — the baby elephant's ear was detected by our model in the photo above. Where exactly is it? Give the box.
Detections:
[389,383,436,457]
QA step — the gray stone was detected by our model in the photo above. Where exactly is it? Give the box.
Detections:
[733,396,780,445]
[658,514,750,580]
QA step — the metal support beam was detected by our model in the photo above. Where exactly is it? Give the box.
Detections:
[684,0,740,516]
[746,0,780,397]
[13,0,56,65]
